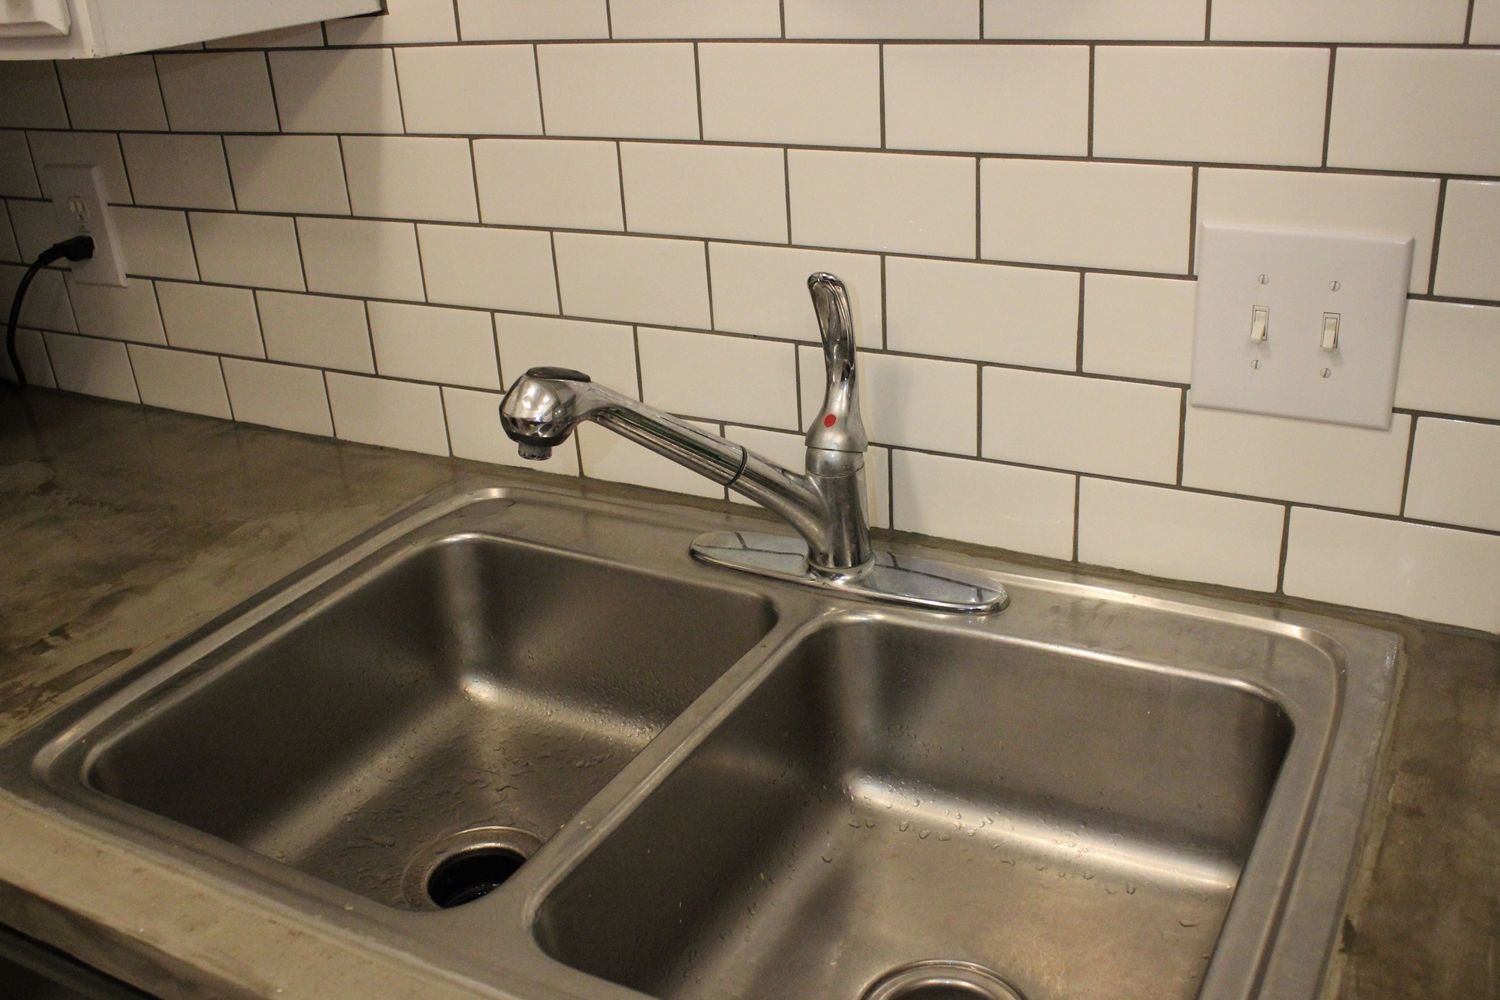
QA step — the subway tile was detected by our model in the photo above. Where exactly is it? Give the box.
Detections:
[700,43,881,148]
[1328,49,1500,176]
[537,43,699,140]
[1434,181,1500,301]
[981,159,1192,273]
[885,45,1089,156]
[190,213,305,291]
[1094,47,1328,166]
[554,232,710,327]
[155,281,263,357]
[7,199,66,261]
[417,224,558,314]
[1284,508,1500,632]
[342,137,478,223]
[0,328,53,386]
[1396,301,1500,421]
[1195,168,1440,293]
[0,209,17,262]
[270,49,404,134]
[206,24,325,49]
[709,243,881,342]
[1078,478,1284,592]
[982,368,1181,481]
[156,52,278,132]
[44,333,139,402]
[66,277,164,344]
[1082,274,1195,383]
[222,358,333,437]
[113,208,198,281]
[1405,419,1500,532]
[1211,0,1469,42]
[578,418,726,498]
[886,256,1079,369]
[0,265,73,332]
[0,132,38,198]
[494,314,637,394]
[610,0,780,37]
[800,347,978,453]
[639,327,798,428]
[56,57,166,131]
[368,301,500,389]
[225,136,350,215]
[456,0,609,39]
[892,450,1076,559]
[474,139,622,230]
[724,424,892,529]
[1183,404,1410,513]
[297,217,423,301]
[126,345,231,418]
[443,385,581,473]
[256,291,374,373]
[120,134,234,211]
[1474,0,1500,43]
[326,372,450,456]
[27,132,131,204]
[324,0,457,44]
[621,142,787,243]
[395,45,542,135]
[983,0,1206,40]
[784,0,980,38]
[0,63,68,128]
[789,150,975,258]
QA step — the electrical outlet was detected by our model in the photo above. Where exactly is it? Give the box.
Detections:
[42,163,126,287]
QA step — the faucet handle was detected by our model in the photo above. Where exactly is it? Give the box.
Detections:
[805,272,867,454]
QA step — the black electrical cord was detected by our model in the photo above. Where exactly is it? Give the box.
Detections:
[5,234,94,389]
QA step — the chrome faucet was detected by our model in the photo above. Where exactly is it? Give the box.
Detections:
[499,273,1006,613]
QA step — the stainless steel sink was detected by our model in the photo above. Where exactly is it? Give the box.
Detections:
[0,484,1400,1000]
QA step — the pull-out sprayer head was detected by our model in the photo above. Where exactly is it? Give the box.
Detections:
[498,366,593,460]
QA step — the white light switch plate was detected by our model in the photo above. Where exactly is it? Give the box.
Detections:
[42,163,126,287]
[1190,222,1413,429]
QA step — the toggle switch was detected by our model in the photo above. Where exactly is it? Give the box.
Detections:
[1321,312,1341,351]
[1250,305,1269,344]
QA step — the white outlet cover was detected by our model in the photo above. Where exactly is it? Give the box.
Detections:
[43,163,127,287]
[1190,222,1413,429]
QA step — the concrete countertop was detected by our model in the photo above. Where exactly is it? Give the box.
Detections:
[0,390,1494,999]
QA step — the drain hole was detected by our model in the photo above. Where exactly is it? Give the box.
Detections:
[425,847,527,908]
[860,962,1026,1000]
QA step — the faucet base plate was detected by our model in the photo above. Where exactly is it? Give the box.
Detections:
[690,531,1008,614]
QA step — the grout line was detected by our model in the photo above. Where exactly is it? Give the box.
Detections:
[615,141,629,229]
[1174,388,1187,485]
[692,43,705,141]
[1274,504,1292,594]
[885,447,895,531]
[548,230,565,315]
[702,241,716,329]
[450,0,464,42]
[532,44,548,134]
[465,138,481,222]
[879,254,888,350]
[321,369,339,437]
[977,0,984,39]
[490,312,506,388]
[604,0,614,39]
[49,63,73,130]
[216,355,235,421]
[148,55,172,132]
[199,36,1500,50]
[782,147,793,245]
[389,47,409,135]
[1429,178,1448,295]
[1465,0,1478,44]
[1086,45,1095,157]
[1398,413,1421,515]
[438,380,456,457]
[1320,47,1336,168]
[1186,165,1199,272]
[878,44,887,149]
[1072,476,1081,562]
[1073,273,1085,372]
[631,324,645,399]
[779,0,787,38]
[1204,0,1214,41]
[262,51,285,133]
[974,363,984,456]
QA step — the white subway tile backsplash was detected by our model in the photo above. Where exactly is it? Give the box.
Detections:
[120,134,234,211]
[0,328,53,386]
[982,368,1181,481]
[494,314,638,393]
[1328,49,1500,176]
[27,132,132,204]
[417,224,559,314]
[56,57,167,131]
[723,425,891,529]
[156,52,278,133]
[7,199,67,262]
[66,277,164,344]
[270,49,404,134]
[0,210,18,263]
[886,256,1079,370]
[554,232,710,327]
[709,243,881,342]
[1183,405,1411,513]
[1433,182,1500,301]
[1396,301,1500,421]
[256,291,374,373]
[784,0,980,39]
[1195,168,1440,292]
[342,137,478,223]
[884,45,1089,156]
[0,265,73,332]
[789,150,975,258]
[0,133,38,198]
[126,345,231,418]
[799,348,978,453]
[113,208,198,281]
[537,43,700,140]
[639,327,798,428]
[326,372,450,456]
[444,385,582,472]
[1284,509,1500,632]
[578,419,725,497]
[983,0,1206,40]
[324,0,457,45]
[1078,478,1285,592]
[224,136,350,216]
[298,217,423,301]
[395,45,542,135]
[1094,47,1328,167]
[0,63,68,129]
[892,451,1076,559]
[1404,419,1500,533]
[190,212,305,291]
[45,333,139,402]
[474,140,623,230]
[1473,0,1500,43]
[1211,0,1469,43]
[368,301,500,389]
[456,1,609,40]
[621,142,787,243]
[156,281,263,357]
[699,43,880,148]
[222,358,334,437]
[1082,274,1195,383]
[610,0,780,38]
[981,159,1192,273]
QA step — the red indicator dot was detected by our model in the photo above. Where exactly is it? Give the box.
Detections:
[823,414,837,427]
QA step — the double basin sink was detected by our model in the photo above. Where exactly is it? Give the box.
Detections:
[0,484,1400,1000]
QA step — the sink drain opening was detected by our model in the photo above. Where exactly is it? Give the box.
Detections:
[860,961,1026,1000]
[426,846,527,908]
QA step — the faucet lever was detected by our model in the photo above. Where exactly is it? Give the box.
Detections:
[805,272,867,454]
